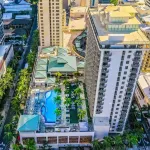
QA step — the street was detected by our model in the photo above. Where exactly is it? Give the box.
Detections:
[0,8,37,149]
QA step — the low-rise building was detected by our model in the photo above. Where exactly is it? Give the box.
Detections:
[33,47,79,87]
[0,45,14,78]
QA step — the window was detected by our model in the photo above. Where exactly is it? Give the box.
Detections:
[117,104,120,106]
[120,91,123,94]
[124,71,127,75]
[127,55,131,58]
[125,66,128,69]
[121,86,124,89]
[126,61,129,64]
[119,95,122,98]
[123,77,126,80]
[122,82,125,84]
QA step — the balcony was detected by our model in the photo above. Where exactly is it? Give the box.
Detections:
[132,64,139,68]
[101,69,109,74]
[103,58,111,63]
[100,80,107,84]
[130,69,138,74]
[101,75,108,78]
[99,89,106,93]
[104,52,112,56]
[102,64,110,68]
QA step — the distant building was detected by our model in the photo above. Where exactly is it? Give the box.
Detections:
[146,0,150,7]
[0,45,14,78]
[38,0,63,47]
[63,0,70,9]
[135,74,150,107]
[0,2,4,44]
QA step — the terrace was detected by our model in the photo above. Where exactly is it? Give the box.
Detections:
[20,81,93,135]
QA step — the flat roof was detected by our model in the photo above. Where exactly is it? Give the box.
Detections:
[138,74,150,99]
[70,6,88,14]
[2,13,12,20]
[89,7,150,45]
[142,15,150,23]
[17,115,39,132]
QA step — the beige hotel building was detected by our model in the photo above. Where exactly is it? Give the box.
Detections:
[38,0,63,47]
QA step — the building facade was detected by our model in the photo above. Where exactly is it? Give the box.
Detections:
[146,0,150,7]
[0,2,4,44]
[85,5,150,138]
[0,45,14,78]
[38,0,63,47]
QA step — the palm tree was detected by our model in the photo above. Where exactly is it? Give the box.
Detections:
[126,133,138,148]
[55,72,62,82]
[3,131,13,142]
[54,86,61,94]
[63,79,69,86]
[25,139,36,150]
[78,109,86,121]
[75,98,83,106]
[65,89,70,94]
[103,136,113,150]
[64,98,72,107]
[74,87,82,96]
[4,124,13,131]
[54,108,61,116]
[12,144,23,150]
[92,139,102,150]
[54,95,61,104]
[113,135,124,150]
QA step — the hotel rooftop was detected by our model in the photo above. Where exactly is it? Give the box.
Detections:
[89,5,150,46]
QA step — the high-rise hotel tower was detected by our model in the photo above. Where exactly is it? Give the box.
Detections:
[38,0,63,47]
[85,5,150,138]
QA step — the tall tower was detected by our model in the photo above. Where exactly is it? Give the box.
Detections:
[85,5,150,138]
[38,0,63,47]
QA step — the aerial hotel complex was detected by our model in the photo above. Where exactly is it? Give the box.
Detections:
[15,0,150,149]
[85,5,150,138]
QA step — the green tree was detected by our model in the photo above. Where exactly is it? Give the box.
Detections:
[3,132,13,142]
[55,108,61,116]
[25,139,36,150]
[54,95,61,104]
[113,135,124,150]
[63,79,69,86]
[64,98,72,107]
[74,87,82,96]
[75,98,83,106]
[54,86,61,94]
[12,144,23,150]
[55,72,62,82]
[92,139,102,150]
[78,109,86,121]
[110,0,118,6]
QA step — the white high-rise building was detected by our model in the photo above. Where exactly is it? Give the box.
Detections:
[38,0,63,47]
[85,5,150,138]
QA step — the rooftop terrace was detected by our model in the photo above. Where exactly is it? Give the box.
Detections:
[89,5,150,45]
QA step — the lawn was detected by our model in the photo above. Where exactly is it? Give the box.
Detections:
[69,84,79,124]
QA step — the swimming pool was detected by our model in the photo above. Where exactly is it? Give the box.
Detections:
[41,90,57,123]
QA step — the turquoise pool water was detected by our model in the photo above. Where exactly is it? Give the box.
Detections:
[41,90,57,123]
